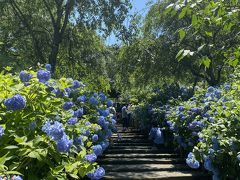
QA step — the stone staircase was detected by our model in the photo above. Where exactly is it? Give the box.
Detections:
[98,125,210,180]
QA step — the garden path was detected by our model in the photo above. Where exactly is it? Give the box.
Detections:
[98,125,210,180]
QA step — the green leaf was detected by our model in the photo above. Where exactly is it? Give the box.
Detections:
[201,57,211,68]
[179,29,186,41]
[191,14,198,26]
[176,49,184,61]
[228,59,238,67]
[205,31,213,37]
[179,7,188,19]
[4,145,19,149]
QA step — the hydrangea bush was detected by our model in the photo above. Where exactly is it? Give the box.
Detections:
[165,67,240,179]
[0,65,116,179]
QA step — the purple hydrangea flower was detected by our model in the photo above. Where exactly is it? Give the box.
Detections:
[0,126,4,137]
[74,108,84,117]
[62,101,74,110]
[92,134,99,142]
[4,94,26,111]
[92,145,103,156]
[19,71,32,82]
[37,70,51,83]
[67,117,78,125]
[57,134,73,152]
[85,153,97,163]
[45,64,51,71]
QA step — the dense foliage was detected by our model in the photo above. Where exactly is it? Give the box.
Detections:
[130,66,240,179]
[0,65,116,179]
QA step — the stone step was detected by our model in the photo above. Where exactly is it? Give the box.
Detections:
[98,158,185,164]
[102,164,192,172]
[106,148,173,154]
[111,135,147,139]
[112,142,151,146]
[100,153,179,158]
[109,146,153,149]
[103,171,211,180]
[111,139,150,143]
[112,134,146,138]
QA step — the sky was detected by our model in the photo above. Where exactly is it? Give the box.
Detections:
[105,0,156,45]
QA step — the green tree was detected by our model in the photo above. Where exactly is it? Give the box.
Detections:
[0,0,131,73]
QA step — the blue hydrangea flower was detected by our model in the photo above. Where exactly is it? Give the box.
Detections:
[4,94,26,111]
[224,84,230,90]
[105,129,113,139]
[0,126,4,137]
[87,167,105,180]
[64,88,71,97]
[83,130,90,136]
[111,119,116,125]
[77,95,87,102]
[42,121,65,141]
[45,64,51,71]
[99,93,106,102]
[204,157,214,172]
[107,100,113,107]
[67,117,78,125]
[237,154,240,161]
[92,145,103,156]
[11,175,23,180]
[71,80,81,89]
[29,121,37,130]
[89,96,98,106]
[100,140,109,151]
[53,88,64,98]
[85,121,91,126]
[57,134,73,152]
[37,70,51,83]
[92,134,98,143]
[186,152,200,169]
[74,108,84,117]
[98,108,110,117]
[62,101,74,110]
[85,153,97,163]
[74,136,83,146]
[19,71,32,82]
[207,86,214,93]
[97,116,107,128]
[178,106,184,111]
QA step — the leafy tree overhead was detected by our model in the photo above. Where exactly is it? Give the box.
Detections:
[147,0,240,85]
[0,0,131,73]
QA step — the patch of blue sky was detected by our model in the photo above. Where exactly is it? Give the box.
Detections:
[105,0,157,45]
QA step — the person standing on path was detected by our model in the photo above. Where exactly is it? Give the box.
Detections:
[121,104,129,131]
